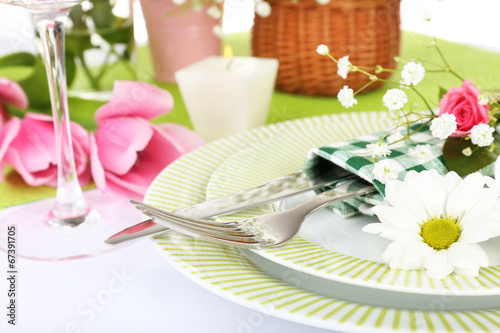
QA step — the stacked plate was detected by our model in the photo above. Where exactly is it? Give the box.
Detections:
[145,111,500,332]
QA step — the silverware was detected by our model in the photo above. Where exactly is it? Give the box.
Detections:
[131,180,376,249]
[105,169,355,245]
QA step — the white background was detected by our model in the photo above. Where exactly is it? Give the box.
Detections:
[0,1,499,333]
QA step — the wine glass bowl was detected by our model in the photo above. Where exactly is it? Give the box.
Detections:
[0,0,140,260]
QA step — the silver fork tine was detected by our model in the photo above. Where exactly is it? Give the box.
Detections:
[131,200,238,228]
[146,211,263,245]
[142,209,254,238]
[132,201,250,235]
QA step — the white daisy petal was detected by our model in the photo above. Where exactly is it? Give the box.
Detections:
[361,222,389,234]
[462,188,498,223]
[424,251,454,280]
[460,212,500,243]
[385,180,428,222]
[383,242,404,263]
[371,205,421,233]
[446,172,485,217]
[454,266,480,277]
[396,241,433,270]
[447,242,489,270]
[409,170,447,217]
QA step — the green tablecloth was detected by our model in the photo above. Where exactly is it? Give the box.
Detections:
[1,31,499,209]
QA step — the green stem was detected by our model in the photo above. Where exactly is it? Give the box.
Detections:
[411,86,435,116]
[354,80,376,95]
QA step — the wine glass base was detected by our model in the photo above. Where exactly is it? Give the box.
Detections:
[0,190,143,261]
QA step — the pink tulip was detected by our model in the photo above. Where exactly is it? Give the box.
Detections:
[90,81,205,199]
[0,77,29,128]
[0,113,91,186]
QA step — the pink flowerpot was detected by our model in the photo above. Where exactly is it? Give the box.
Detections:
[140,0,222,82]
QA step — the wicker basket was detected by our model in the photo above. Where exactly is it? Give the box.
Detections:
[252,0,401,96]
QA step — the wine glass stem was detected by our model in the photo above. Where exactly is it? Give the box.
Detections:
[34,11,90,225]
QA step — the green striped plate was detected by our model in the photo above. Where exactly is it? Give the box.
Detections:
[146,112,500,332]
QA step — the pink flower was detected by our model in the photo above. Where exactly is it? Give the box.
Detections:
[439,80,489,137]
[90,81,205,199]
[0,112,91,186]
[0,78,29,128]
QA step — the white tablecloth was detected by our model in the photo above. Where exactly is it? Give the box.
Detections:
[0,200,337,333]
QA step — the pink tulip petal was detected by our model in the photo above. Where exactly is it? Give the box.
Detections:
[155,123,205,153]
[95,81,174,123]
[0,78,28,109]
[89,133,106,191]
[0,117,21,181]
[94,117,154,175]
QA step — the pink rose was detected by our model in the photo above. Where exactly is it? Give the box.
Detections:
[439,79,489,137]
[90,81,205,199]
[0,112,91,186]
[0,78,29,128]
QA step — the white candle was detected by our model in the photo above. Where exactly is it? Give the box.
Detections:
[175,54,279,141]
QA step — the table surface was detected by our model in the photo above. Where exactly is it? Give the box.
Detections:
[0,196,335,333]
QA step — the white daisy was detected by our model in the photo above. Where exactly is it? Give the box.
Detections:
[337,56,351,79]
[316,44,329,56]
[372,159,404,184]
[383,89,408,111]
[470,123,495,147]
[400,61,425,86]
[337,86,357,108]
[430,113,457,139]
[408,144,433,162]
[366,142,391,159]
[363,170,500,280]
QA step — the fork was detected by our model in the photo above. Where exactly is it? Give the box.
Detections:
[131,180,376,249]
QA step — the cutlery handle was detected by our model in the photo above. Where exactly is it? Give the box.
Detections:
[298,184,376,221]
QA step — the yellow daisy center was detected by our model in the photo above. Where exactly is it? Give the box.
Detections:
[421,216,461,250]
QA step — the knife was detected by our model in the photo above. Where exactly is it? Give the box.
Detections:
[105,168,353,245]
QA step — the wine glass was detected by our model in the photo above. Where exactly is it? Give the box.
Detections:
[0,0,141,260]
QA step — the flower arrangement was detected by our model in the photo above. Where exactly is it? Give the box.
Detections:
[316,29,500,280]
[0,79,205,199]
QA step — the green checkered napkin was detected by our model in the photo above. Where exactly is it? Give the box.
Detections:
[302,124,486,218]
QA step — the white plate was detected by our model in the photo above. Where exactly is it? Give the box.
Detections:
[146,112,500,332]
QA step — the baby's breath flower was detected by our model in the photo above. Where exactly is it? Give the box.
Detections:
[316,0,330,4]
[207,6,222,19]
[462,147,473,156]
[212,25,224,38]
[430,113,457,139]
[383,89,408,111]
[172,0,185,5]
[400,61,425,86]
[337,86,357,108]
[316,44,329,56]
[337,56,351,79]
[372,159,404,184]
[408,144,433,162]
[478,94,490,105]
[367,142,391,159]
[387,131,404,144]
[470,123,495,147]
[255,1,271,17]
[423,10,432,21]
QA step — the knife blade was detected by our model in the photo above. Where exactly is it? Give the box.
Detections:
[105,168,352,245]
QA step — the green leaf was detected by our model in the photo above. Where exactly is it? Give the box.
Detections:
[89,0,114,30]
[97,19,134,46]
[65,31,93,56]
[438,86,448,101]
[442,133,500,177]
[17,57,51,111]
[0,66,35,82]
[0,52,36,68]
